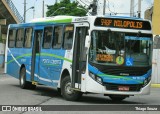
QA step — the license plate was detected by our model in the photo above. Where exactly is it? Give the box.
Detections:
[118,86,129,91]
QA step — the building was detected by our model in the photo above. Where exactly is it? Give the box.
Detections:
[0,0,23,68]
[144,0,160,84]
[144,6,153,21]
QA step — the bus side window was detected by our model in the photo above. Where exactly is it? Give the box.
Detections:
[24,28,32,48]
[16,28,24,48]
[53,26,63,49]
[42,26,53,49]
[8,29,16,48]
[63,25,74,50]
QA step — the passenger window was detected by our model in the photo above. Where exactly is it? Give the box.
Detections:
[43,27,53,49]
[24,28,32,48]
[63,25,74,49]
[53,26,63,49]
[8,29,16,48]
[16,28,24,48]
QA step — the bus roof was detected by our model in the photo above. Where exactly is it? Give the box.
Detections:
[9,15,150,28]
[29,15,147,23]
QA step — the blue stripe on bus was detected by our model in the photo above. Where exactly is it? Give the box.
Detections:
[88,64,151,84]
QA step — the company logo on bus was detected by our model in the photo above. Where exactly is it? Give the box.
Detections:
[75,17,88,22]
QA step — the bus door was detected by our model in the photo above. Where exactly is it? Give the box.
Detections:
[72,24,89,89]
[31,29,43,82]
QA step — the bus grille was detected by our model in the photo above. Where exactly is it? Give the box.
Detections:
[102,68,148,76]
[104,83,143,92]
[89,62,151,76]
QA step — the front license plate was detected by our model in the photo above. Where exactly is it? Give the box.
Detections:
[118,86,129,91]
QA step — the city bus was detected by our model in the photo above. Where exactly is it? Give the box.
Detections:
[5,16,153,101]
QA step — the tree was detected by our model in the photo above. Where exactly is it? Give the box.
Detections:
[46,0,87,17]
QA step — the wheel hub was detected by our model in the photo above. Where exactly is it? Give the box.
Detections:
[20,73,24,85]
[65,82,73,95]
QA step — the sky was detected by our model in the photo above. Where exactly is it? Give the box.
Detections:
[11,0,154,22]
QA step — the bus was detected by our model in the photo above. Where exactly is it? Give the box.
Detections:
[5,16,153,101]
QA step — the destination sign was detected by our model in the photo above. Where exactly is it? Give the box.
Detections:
[96,54,113,62]
[94,17,151,30]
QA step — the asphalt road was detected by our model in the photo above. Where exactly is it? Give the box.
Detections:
[0,73,160,114]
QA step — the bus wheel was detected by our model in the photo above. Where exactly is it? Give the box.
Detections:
[61,76,82,101]
[109,95,128,101]
[19,67,36,89]
[20,67,29,89]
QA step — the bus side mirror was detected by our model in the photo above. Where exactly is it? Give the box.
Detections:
[85,36,90,48]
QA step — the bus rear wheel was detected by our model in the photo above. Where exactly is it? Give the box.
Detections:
[19,67,36,89]
[109,95,128,101]
[61,76,82,101]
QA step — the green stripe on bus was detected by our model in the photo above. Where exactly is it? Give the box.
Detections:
[7,53,72,64]
[35,18,72,24]
[40,53,72,63]
[7,53,32,64]
[98,74,143,84]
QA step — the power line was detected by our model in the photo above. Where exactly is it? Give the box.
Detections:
[106,0,116,15]
[84,0,92,4]
[78,0,90,6]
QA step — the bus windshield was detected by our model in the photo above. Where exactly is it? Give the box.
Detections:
[89,30,152,67]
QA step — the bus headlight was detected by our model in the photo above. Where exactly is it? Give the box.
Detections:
[89,72,96,80]
[143,79,148,86]
[143,76,151,87]
[89,72,103,85]
[97,77,102,84]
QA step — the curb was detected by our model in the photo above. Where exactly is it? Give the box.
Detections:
[151,84,160,88]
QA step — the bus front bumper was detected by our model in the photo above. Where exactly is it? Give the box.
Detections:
[85,76,151,95]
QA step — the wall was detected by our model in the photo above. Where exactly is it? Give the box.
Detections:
[151,0,160,84]
[0,43,5,67]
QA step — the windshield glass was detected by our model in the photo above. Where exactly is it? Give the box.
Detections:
[89,30,152,67]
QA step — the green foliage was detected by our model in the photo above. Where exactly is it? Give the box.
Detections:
[46,0,87,16]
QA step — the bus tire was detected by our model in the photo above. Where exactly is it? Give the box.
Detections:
[19,67,29,89]
[109,95,128,101]
[61,76,82,101]
[19,67,36,89]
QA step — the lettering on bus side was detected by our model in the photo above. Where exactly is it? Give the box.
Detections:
[21,59,26,62]
[42,59,61,66]
[74,17,88,22]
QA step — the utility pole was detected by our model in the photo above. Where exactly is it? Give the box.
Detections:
[24,0,27,23]
[33,0,37,19]
[138,0,141,18]
[93,0,97,15]
[42,0,44,17]
[103,0,106,15]
[130,0,134,17]
[33,7,35,18]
